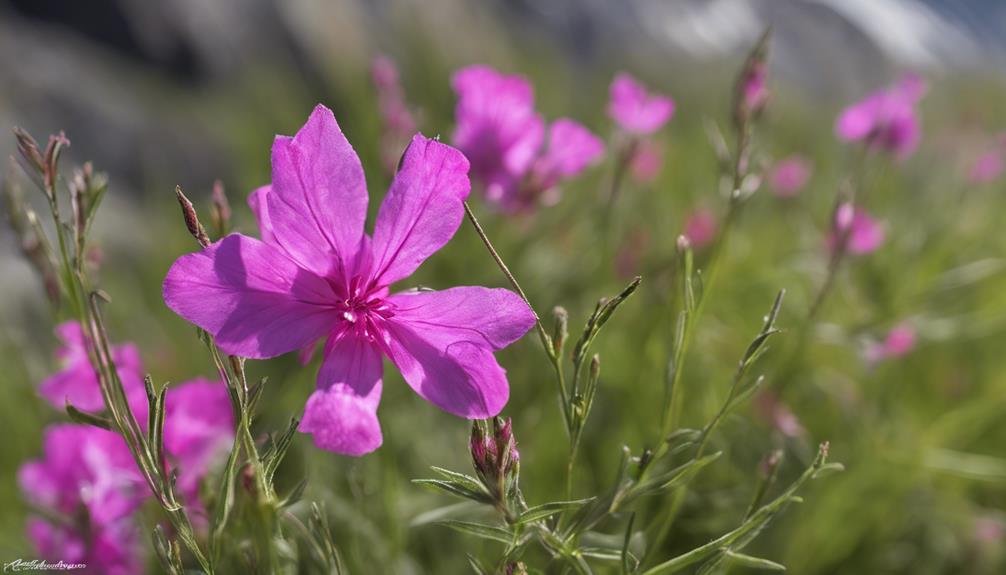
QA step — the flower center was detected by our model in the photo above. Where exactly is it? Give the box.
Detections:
[331,275,395,344]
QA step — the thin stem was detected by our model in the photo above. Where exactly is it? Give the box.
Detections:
[463,201,570,427]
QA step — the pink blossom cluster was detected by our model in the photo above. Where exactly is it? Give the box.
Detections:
[451,65,604,212]
[20,322,234,574]
[836,75,926,159]
[608,72,675,183]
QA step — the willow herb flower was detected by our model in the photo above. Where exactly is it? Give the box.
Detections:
[628,139,663,183]
[865,323,917,364]
[451,65,603,212]
[165,105,537,456]
[19,425,148,575]
[968,146,1005,185]
[683,207,718,249]
[828,203,885,255]
[607,72,675,135]
[40,321,146,414]
[163,378,235,501]
[835,74,926,159]
[768,155,812,198]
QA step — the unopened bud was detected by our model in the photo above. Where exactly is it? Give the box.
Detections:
[551,306,569,356]
[210,180,231,237]
[676,234,691,253]
[834,202,855,231]
[733,30,771,129]
[43,132,69,192]
[13,128,45,174]
[175,186,211,247]
[469,417,520,504]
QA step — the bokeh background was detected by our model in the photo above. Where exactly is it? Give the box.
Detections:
[2,1,1006,573]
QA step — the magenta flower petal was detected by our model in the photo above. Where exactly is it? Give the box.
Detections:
[768,155,812,197]
[247,185,274,244]
[370,135,471,286]
[608,72,675,135]
[268,105,369,275]
[162,378,235,499]
[835,75,925,159]
[39,322,145,412]
[531,118,605,191]
[451,65,545,205]
[384,287,535,418]
[301,385,383,456]
[163,234,338,359]
[301,334,384,455]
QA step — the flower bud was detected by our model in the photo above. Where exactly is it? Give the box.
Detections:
[733,30,771,129]
[210,179,231,237]
[469,417,520,505]
[174,186,211,248]
[551,306,568,356]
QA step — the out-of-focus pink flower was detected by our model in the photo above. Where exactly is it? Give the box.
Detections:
[968,149,1004,184]
[608,72,675,135]
[754,392,805,438]
[740,61,769,118]
[40,322,146,413]
[836,74,926,159]
[372,55,418,175]
[683,208,718,249]
[628,139,663,183]
[768,155,812,197]
[451,65,602,212]
[827,204,885,255]
[865,322,916,364]
[20,425,148,575]
[973,515,1005,545]
[165,105,537,456]
[163,378,235,500]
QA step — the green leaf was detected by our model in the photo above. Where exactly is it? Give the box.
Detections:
[515,498,594,524]
[439,520,513,544]
[413,479,493,504]
[580,547,623,561]
[262,417,299,482]
[723,551,786,571]
[65,402,113,430]
[466,554,491,575]
[280,478,308,509]
[631,452,722,499]
[430,466,486,493]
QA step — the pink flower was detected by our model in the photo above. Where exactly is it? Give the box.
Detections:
[683,208,718,249]
[165,105,537,456]
[768,155,812,197]
[836,74,926,159]
[40,321,146,413]
[740,61,769,118]
[37,321,234,501]
[608,72,675,135]
[827,204,885,255]
[372,55,417,175]
[754,392,805,438]
[628,139,663,183]
[968,149,1004,184]
[163,378,235,501]
[865,322,916,364]
[451,65,603,212]
[19,425,148,574]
